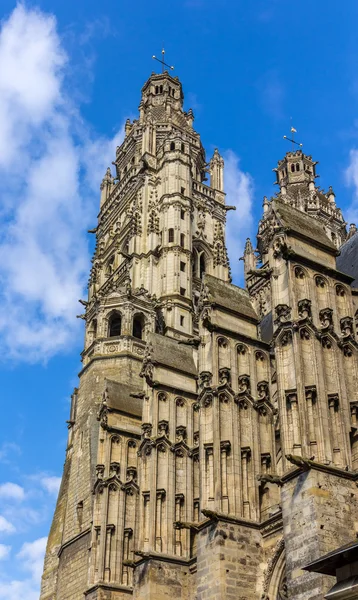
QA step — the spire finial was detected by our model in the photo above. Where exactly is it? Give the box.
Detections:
[283,120,303,151]
[152,48,174,73]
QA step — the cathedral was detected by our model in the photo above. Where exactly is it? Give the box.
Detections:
[40,69,358,600]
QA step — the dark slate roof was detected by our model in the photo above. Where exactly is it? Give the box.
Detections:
[203,274,258,322]
[304,539,358,576]
[337,232,358,287]
[260,311,273,343]
[104,379,143,418]
[147,332,197,376]
[273,200,337,252]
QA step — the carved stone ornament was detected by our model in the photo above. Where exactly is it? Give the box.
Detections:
[109,462,120,476]
[96,464,105,479]
[275,304,291,324]
[319,308,333,328]
[272,236,287,258]
[126,466,137,481]
[298,298,311,319]
[299,327,310,340]
[343,344,353,357]
[237,344,247,355]
[315,275,326,288]
[239,398,249,410]
[321,336,332,349]
[238,374,251,394]
[158,420,169,436]
[220,440,231,454]
[202,394,213,408]
[257,381,269,401]
[219,392,230,403]
[328,393,339,411]
[141,423,152,438]
[340,316,353,336]
[336,284,346,297]
[176,425,187,442]
[294,266,305,279]
[218,367,231,385]
[280,329,292,346]
[199,371,212,389]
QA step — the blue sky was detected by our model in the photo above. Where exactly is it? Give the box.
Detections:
[1,1,358,597]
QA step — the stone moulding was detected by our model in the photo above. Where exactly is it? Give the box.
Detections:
[57,528,91,558]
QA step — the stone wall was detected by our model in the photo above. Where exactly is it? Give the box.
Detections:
[281,469,358,600]
[57,531,91,600]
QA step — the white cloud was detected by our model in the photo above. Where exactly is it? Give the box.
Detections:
[0,516,15,534]
[224,150,254,285]
[345,148,358,224]
[17,536,47,582]
[0,544,11,560]
[0,537,47,600]
[0,580,40,600]
[40,476,61,496]
[0,4,123,362]
[0,443,21,464]
[0,483,25,501]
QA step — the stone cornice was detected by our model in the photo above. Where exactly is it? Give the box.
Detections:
[57,528,91,558]
[203,321,270,350]
[282,454,358,482]
[84,583,133,596]
[285,249,354,283]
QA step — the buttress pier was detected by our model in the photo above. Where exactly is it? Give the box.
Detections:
[41,71,358,600]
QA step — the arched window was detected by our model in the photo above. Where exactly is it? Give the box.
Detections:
[123,238,129,254]
[155,85,159,94]
[170,142,175,151]
[160,85,163,93]
[168,228,174,243]
[291,164,295,173]
[200,254,206,278]
[109,313,122,337]
[180,233,185,248]
[88,318,97,344]
[296,163,300,172]
[133,313,145,339]
[181,143,185,152]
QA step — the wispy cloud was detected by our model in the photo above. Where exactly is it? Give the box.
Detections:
[0,4,123,363]
[0,483,25,501]
[345,148,358,224]
[40,476,61,496]
[0,443,21,465]
[256,69,285,120]
[0,537,47,600]
[0,544,11,560]
[0,516,15,534]
[224,150,254,285]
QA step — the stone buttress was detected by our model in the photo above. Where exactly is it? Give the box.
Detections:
[40,73,358,600]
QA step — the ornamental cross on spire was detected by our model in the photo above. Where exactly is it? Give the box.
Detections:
[283,122,303,151]
[152,48,174,73]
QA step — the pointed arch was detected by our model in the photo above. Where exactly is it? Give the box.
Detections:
[108,311,122,337]
[192,241,212,279]
[132,312,145,340]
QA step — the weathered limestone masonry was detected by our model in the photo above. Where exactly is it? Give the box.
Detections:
[41,71,358,600]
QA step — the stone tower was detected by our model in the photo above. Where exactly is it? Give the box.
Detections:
[40,72,358,600]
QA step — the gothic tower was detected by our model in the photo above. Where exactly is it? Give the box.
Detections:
[41,73,358,600]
